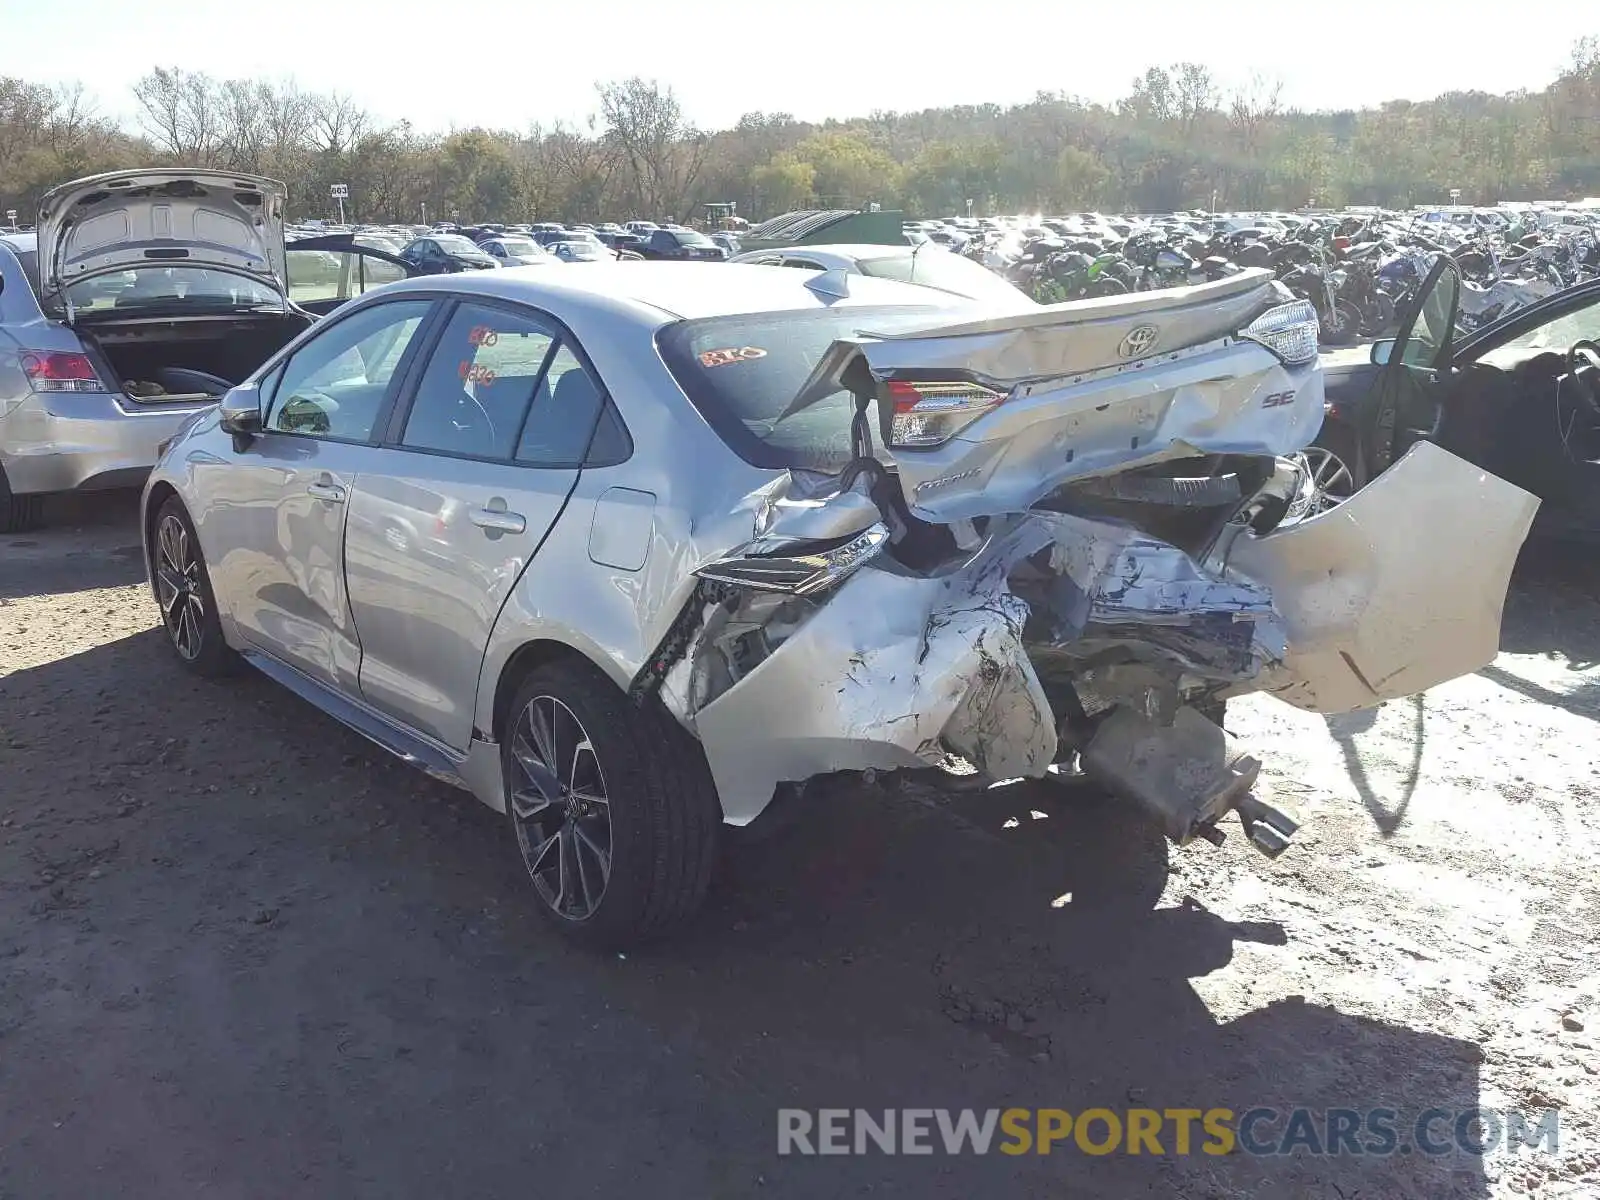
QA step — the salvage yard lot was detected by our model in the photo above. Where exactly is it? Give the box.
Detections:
[1,495,1597,1199]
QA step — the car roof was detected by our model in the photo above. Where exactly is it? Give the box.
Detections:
[380,261,963,323]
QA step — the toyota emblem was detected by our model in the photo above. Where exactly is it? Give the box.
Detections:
[1117,325,1161,359]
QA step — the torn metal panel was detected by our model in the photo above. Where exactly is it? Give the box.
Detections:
[693,529,1058,824]
[1008,509,1284,685]
[1225,440,1538,713]
[741,469,885,545]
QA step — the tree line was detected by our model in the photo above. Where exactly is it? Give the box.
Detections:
[2,39,1598,227]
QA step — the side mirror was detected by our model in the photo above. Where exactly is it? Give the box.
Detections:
[219,387,263,447]
[1370,339,1395,366]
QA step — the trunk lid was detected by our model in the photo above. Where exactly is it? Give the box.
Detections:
[848,267,1277,385]
[792,269,1317,523]
[36,169,289,319]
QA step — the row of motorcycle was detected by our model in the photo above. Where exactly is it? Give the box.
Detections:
[975,216,1600,345]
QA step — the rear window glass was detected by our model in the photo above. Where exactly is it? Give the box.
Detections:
[655,304,950,471]
[65,267,280,312]
[859,250,1029,305]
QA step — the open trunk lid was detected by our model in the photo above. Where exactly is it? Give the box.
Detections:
[36,169,289,319]
[792,268,1321,523]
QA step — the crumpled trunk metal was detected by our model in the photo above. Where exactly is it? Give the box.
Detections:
[678,441,1538,829]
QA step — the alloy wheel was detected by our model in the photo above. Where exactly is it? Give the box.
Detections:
[154,514,206,661]
[508,694,613,922]
[1284,447,1355,522]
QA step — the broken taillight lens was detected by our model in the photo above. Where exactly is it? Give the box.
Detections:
[694,523,889,596]
[1239,300,1320,366]
[19,350,105,393]
[884,379,1007,449]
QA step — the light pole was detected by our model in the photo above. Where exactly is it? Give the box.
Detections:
[330,182,349,224]
[420,201,428,225]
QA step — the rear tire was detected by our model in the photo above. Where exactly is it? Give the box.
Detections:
[502,658,720,949]
[0,468,44,534]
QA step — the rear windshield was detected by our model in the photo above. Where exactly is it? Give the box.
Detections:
[64,267,281,312]
[858,250,1029,305]
[656,304,950,471]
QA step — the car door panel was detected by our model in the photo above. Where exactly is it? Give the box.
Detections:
[215,438,386,691]
[1362,257,1460,476]
[286,238,418,316]
[344,457,576,747]
[207,297,438,690]
[343,300,613,750]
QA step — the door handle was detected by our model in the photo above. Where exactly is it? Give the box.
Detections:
[469,507,526,534]
[307,481,346,503]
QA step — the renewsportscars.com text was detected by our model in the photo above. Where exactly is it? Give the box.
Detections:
[777,1106,1561,1157]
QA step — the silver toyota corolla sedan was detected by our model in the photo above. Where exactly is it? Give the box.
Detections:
[141,260,1533,948]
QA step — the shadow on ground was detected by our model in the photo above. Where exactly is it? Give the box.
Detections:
[0,630,1489,1199]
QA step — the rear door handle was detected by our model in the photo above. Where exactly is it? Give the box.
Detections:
[469,507,526,534]
[307,481,346,503]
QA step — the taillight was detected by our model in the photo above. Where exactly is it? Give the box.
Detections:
[884,380,1007,450]
[19,350,104,393]
[1239,300,1320,366]
[695,523,889,596]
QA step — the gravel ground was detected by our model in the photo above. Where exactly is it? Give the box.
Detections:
[1,492,1596,1199]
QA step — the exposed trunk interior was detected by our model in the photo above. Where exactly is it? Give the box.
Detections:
[79,313,312,404]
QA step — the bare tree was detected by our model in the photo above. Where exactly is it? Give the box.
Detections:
[132,67,223,164]
[597,78,708,217]
[311,91,368,155]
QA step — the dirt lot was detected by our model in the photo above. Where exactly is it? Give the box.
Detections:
[1,493,1596,1199]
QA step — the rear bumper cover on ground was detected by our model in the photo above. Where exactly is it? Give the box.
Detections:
[692,442,1538,824]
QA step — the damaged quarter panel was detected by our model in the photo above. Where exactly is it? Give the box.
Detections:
[1225,441,1539,713]
[471,273,964,758]
[694,524,1059,824]
[471,309,782,745]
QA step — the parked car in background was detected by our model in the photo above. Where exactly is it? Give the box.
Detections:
[399,234,500,274]
[1319,258,1600,542]
[636,227,726,261]
[728,243,1034,307]
[481,237,556,267]
[0,169,415,531]
[550,240,612,262]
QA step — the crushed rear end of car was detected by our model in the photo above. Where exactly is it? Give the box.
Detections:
[642,272,1539,857]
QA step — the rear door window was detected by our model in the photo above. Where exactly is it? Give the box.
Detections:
[401,302,557,460]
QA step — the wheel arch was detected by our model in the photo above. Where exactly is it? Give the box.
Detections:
[142,481,181,582]
[487,639,611,745]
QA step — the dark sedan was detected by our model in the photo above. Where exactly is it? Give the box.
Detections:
[398,234,499,275]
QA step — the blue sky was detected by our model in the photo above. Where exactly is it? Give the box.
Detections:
[2,0,1593,133]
